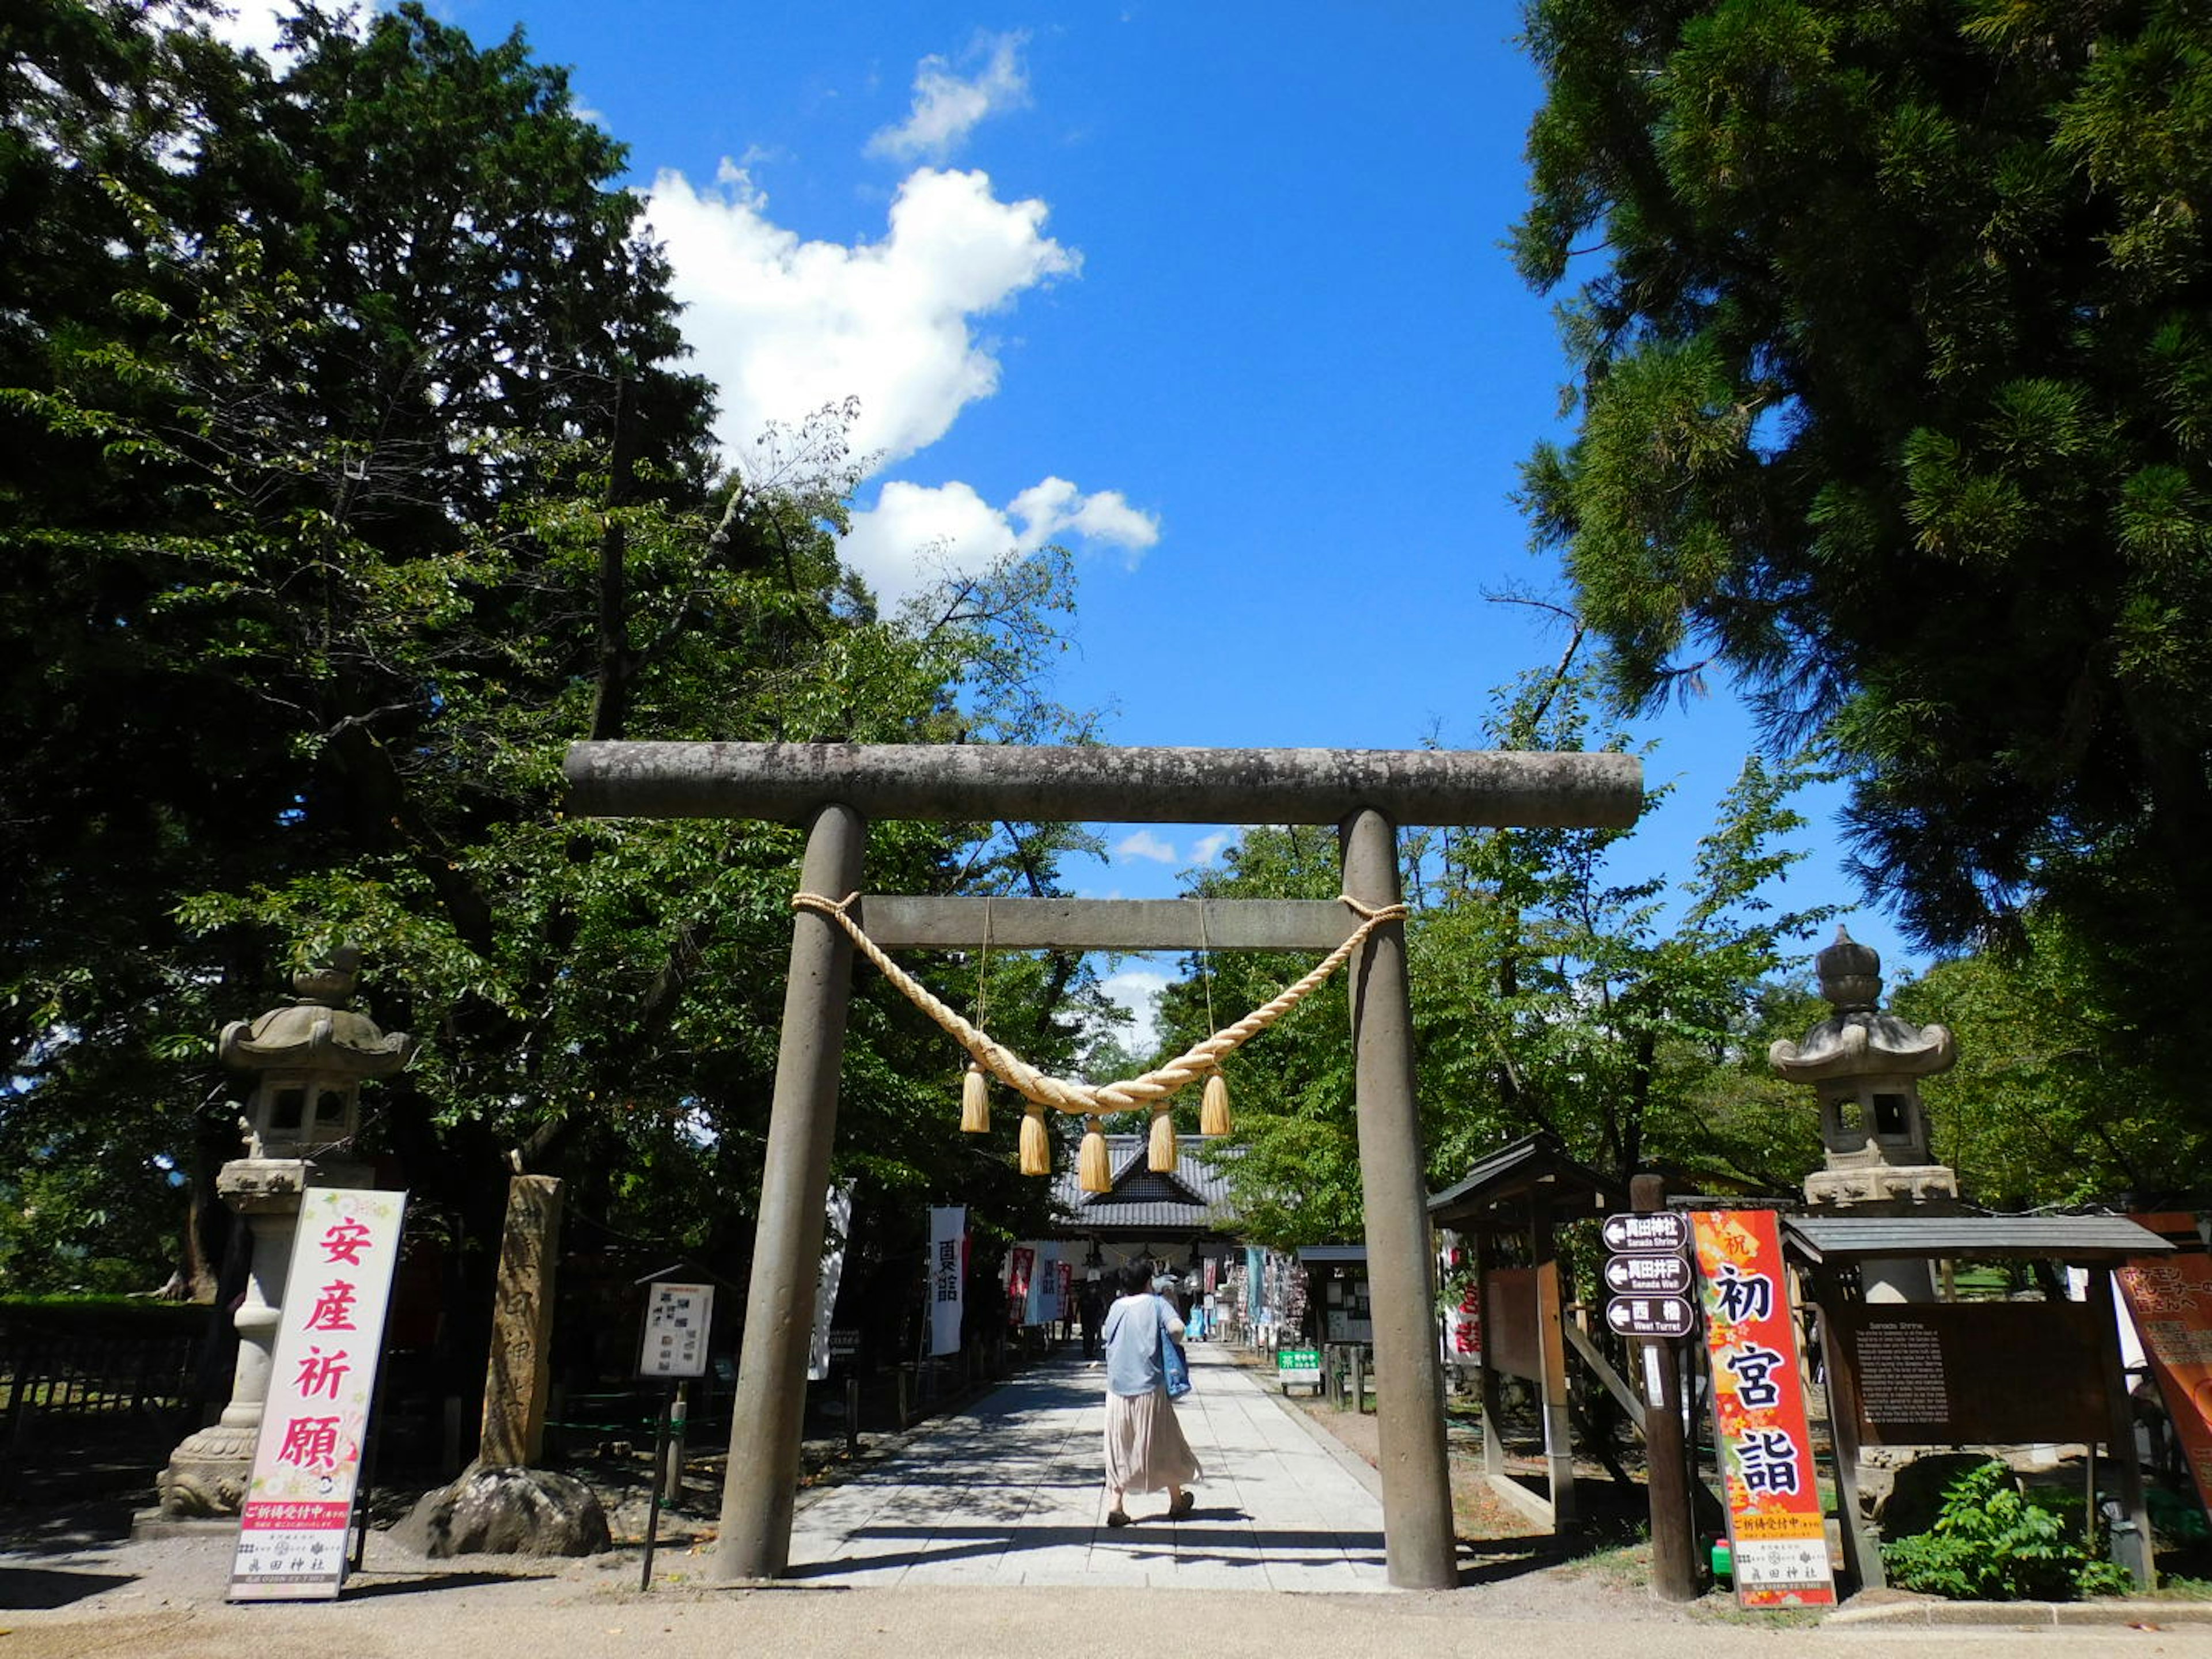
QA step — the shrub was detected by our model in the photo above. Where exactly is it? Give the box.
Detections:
[1883,1458,2130,1600]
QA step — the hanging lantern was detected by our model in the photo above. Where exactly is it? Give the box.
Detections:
[1200,1070,1231,1137]
[960,1062,989,1132]
[1079,1115,1111,1193]
[1019,1101,1050,1175]
[1148,1104,1176,1172]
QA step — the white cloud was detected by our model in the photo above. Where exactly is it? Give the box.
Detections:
[868,33,1030,163]
[840,474,1159,608]
[1190,831,1234,865]
[1099,968,1171,1057]
[1115,830,1179,865]
[204,1,289,56]
[645,164,1077,471]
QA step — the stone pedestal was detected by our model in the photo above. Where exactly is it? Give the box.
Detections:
[152,1158,307,1519]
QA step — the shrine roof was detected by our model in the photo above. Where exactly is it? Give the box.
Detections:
[1784,1213,2173,1265]
[1049,1135,1240,1236]
[1426,1131,1619,1228]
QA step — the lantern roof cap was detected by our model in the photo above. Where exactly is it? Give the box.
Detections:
[219,945,414,1078]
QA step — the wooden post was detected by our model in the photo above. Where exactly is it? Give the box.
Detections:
[1475,1228,1506,1482]
[1342,807,1457,1590]
[1816,1279,1884,1593]
[2091,1265,2156,1589]
[1631,1173,1698,1601]
[660,1381,689,1503]
[1531,1192,1578,1528]
[714,802,866,1582]
[479,1175,563,1467]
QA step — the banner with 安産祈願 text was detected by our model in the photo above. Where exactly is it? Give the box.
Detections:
[1692,1209,1836,1611]
[228,1187,407,1603]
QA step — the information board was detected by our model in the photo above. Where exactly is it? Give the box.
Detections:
[637,1282,716,1380]
[1276,1346,1322,1391]
[1830,1301,2104,1445]
[229,1188,407,1603]
[1691,1209,1835,1610]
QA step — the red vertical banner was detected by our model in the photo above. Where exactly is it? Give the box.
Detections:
[1007,1245,1035,1323]
[1691,1210,1836,1609]
[2118,1215,2212,1528]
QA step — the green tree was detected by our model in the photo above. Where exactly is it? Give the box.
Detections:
[1152,653,1836,1245]
[1515,0,2212,1089]
[0,3,1096,1299]
[1893,907,2202,1208]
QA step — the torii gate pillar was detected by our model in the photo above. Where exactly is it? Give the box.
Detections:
[715,802,866,1578]
[1343,806,1456,1587]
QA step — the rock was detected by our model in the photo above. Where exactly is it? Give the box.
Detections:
[391,1464,612,1558]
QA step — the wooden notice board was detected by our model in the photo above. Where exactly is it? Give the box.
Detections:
[1829,1301,2107,1446]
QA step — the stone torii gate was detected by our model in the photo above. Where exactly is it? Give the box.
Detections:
[563,741,1642,1589]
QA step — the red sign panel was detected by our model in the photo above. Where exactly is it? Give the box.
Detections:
[2118,1215,2212,1531]
[1691,1210,1835,1609]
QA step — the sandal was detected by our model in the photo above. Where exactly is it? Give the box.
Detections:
[1169,1490,1195,1520]
[1106,1509,1131,1528]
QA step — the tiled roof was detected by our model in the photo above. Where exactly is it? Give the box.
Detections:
[1049,1135,1241,1235]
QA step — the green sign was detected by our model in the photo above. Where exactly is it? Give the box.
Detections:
[1276,1346,1321,1385]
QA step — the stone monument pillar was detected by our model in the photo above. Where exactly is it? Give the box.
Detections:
[1768,927,1958,1302]
[153,947,412,1520]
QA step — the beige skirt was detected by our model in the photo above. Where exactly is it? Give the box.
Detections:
[1103,1385,1202,1494]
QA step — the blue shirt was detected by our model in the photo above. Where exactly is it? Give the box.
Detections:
[1101,1293,1185,1397]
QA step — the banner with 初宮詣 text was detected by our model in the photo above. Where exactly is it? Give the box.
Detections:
[928,1206,966,1357]
[1692,1209,1835,1610]
[229,1187,407,1602]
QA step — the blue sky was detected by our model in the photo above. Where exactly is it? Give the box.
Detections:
[219,4,1927,1033]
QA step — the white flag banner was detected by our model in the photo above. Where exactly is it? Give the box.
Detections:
[229,1187,407,1602]
[808,1183,854,1381]
[1029,1241,1061,1325]
[927,1205,965,1357]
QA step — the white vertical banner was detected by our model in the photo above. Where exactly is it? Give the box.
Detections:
[928,1205,966,1357]
[1029,1241,1061,1325]
[808,1183,855,1381]
[229,1187,407,1602]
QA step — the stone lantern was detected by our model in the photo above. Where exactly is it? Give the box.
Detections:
[151,946,413,1521]
[1769,926,1957,1301]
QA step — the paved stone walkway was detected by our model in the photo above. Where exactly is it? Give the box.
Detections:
[785,1343,1389,1590]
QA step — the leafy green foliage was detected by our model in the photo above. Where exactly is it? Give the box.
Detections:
[1883,1459,2133,1601]
[1156,651,1836,1244]
[1516,0,2212,1116]
[0,2,1098,1296]
[1893,907,2206,1207]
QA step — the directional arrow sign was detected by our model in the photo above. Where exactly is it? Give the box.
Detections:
[1605,1294,1696,1339]
[1603,1253,1692,1296]
[1601,1211,1691,1255]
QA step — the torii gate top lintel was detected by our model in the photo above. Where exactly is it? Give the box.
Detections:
[565,740,1642,830]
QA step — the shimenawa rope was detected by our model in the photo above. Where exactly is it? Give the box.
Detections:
[789,891,1408,1116]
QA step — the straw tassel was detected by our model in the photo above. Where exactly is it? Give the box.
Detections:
[1149,1104,1176,1172]
[960,1062,990,1132]
[1200,1070,1231,1137]
[1079,1115,1111,1193]
[1019,1101,1051,1175]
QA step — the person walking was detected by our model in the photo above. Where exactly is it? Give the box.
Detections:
[1099,1260,1200,1526]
